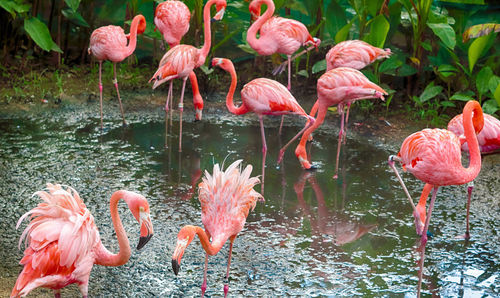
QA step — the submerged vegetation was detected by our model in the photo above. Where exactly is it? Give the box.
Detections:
[0,0,499,124]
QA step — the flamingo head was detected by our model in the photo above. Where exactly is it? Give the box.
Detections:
[211,57,233,73]
[133,14,147,35]
[212,0,227,22]
[171,225,197,275]
[120,190,154,250]
[248,0,262,22]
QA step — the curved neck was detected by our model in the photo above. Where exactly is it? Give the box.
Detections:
[199,0,217,60]
[460,101,483,183]
[189,226,226,255]
[298,100,327,148]
[247,0,274,49]
[125,16,143,57]
[95,191,131,267]
[224,63,249,115]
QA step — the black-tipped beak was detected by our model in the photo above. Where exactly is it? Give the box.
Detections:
[172,259,180,275]
[137,233,153,250]
[211,17,216,23]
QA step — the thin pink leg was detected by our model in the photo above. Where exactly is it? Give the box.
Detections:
[259,115,267,194]
[287,55,292,90]
[333,105,345,179]
[279,115,285,135]
[54,289,61,298]
[201,253,208,297]
[224,237,235,298]
[457,182,473,240]
[98,61,103,129]
[113,63,126,126]
[164,81,173,148]
[178,77,187,152]
[420,186,439,246]
[278,115,315,164]
[343,103,351,144]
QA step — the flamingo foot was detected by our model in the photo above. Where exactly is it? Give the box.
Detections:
[332,174,338,179]
[201,284,207,297]
[224,284,229,297]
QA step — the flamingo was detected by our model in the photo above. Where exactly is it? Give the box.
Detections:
[154,0,204,121]
[88,14,146,128]
[171,160,263,297]
[150,0,226,152]
[11,183,154,297]
[212,57,315,191]
[388,100,484,245]
[409,112,499,236]
[293,67,387,178]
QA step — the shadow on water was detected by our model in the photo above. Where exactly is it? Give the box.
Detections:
[0,108,498,296]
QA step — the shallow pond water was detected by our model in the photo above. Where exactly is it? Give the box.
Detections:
[0,100,498,297]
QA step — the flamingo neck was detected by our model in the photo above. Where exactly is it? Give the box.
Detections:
[95,191,131,267]
[460,101,483,183]
[298,101,327,148]
[125,16,143,57]
[199,0,217,61]
[224,62,249,115]
[187,225,226,255]
[247,0,274,50]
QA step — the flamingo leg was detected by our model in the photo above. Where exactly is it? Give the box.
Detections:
[224,237,236,297]
[259,115,267,193]
[420,186,439,246]
[78,282,88,298]
[98,61,104,129]
[164,81,174,148]
[54,289,61,298]
[343,103,351,144]
[113,63,127,126]
[287,54,292,90]
[333,105,345,179]
[458,182,474,240]
[278,115,285,135]
[387,155,420,221]
[178,77,188,152]
[278,116,315,164]
[201,253,208,297]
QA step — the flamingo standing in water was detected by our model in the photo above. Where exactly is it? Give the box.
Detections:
[154,0,204,121]
[212,58,315,191]
[11,183,154,297]
[293,67,387,178]
[410,112,500,236]
[171,160,263,297]
[150,0,226,151]
[388,100,483,245]
[88,14,146,128]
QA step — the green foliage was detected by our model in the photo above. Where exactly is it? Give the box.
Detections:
[24,17,62,53]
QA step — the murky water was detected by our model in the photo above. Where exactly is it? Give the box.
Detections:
[0,101,498,297]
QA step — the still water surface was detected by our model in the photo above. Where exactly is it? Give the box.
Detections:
[0,102,498,296]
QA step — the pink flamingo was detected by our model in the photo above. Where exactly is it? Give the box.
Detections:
[410,112,499,235]
[150,0,226,152]
[247,0,320,91]
[11,183,154,297]
[154,0,204,121]
[171,160,263,297]
[388,100,483,245]
[212,57,315,191]
[294,67,387,178]
[88,14,146,128]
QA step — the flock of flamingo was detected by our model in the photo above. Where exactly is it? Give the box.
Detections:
[10,0,500,297]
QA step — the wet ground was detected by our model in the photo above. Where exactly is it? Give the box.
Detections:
[0,95,498,297]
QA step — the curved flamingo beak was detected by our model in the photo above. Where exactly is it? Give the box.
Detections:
[137,211,154,250]
[212,7,225,22]
[171,238,189,275]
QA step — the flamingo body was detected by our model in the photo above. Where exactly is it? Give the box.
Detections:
[152,45,200,86]
[11,184,153,297]
[154,0,190,47]
[448,113,500,154]
[326,40,391,71]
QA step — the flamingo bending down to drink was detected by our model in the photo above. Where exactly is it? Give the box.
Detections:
[388,100,483,244]
[88,14,146,128]
[154,0,204,121]
[212,58,315,191]
[293,67,387,178]
[171,160,263,297]
[150,0,226,151]
[11,183,154,297]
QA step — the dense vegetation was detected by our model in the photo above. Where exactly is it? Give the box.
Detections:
[1,0,499,124]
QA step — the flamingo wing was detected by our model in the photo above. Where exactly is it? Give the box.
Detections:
[326,40,391,70]
[151,45,199,83]
[261,17,311,55]
[448,113,500,154]
[89,26,128,62]
[12,184,100,297]
[198,160,262,241]
[241,78,306,115]
[154,1,191,47]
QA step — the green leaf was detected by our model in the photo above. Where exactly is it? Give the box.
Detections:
[379,56,403,74]
[488,75,500,95]
[494,83,500,107]
[297,70,309,78]
[468,34,495,72]
[476,67,493,96]
[0,0,31,17]
[421,41,432,51]
[428,23,456,50]
[64,0,80,11]
[24,17,62,53]
[437,64,458,78]
[61,7,89,27]
[482,99,499,114]
[324,0,347,39]
[335,18,354,44]
[450,91,474,101]
[199,65,213,75]
[312,59,326,74]
[463,23,500,42]
[363,15,390,48]
[237,44,257,55]
[419,82,443,102]
[440,101,455,107]
[397,64,417,77]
